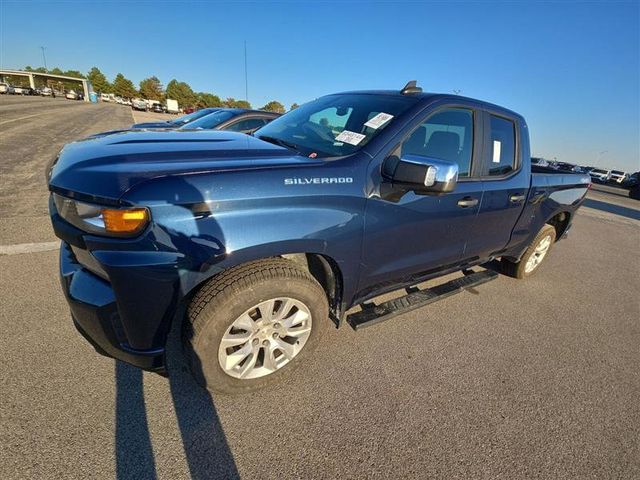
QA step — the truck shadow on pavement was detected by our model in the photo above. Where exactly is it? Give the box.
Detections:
[115,323,240,480]
[582,198,640,221]
[114,175,239,480]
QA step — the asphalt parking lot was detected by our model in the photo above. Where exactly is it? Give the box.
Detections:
[1,95,639,479]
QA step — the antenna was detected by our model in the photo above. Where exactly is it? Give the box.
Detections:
[401,80,422,95]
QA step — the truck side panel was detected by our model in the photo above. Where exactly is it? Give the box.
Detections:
[504,172,590,260]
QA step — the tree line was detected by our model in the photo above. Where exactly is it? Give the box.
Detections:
[23,65,299,113]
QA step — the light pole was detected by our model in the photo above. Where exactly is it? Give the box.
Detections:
[40,46,47,71]
[244,40,248,103]
[598,150,608,166]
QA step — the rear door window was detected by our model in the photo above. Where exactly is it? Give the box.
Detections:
[487,115,516,176]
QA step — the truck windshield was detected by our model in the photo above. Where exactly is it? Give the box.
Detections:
[179,110,236,130]
[254,94,417,157]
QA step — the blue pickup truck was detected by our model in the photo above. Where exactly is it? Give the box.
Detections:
[48,82,590,393]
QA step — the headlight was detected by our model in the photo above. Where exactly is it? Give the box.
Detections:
[53,194,150,237]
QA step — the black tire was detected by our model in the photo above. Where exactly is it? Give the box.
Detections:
[182,258,330,394]
[501,224,556,279]
[629,185,640,200]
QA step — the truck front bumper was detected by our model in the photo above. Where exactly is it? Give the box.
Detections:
[59,242,167,372]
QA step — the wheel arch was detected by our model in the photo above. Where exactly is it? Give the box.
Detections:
[182,249,346,328]
[281,253,344,326]
[546,210,572,240]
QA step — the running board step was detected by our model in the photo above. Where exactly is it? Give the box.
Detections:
[346,270,498,330]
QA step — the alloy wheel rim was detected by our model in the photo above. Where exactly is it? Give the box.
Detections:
[218,297,313,379]
[525,235,552,273]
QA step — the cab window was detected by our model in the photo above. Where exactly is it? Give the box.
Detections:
[400,108,474,177]
[487,115,516,176]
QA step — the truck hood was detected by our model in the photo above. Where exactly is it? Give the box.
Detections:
[49,129,316,203]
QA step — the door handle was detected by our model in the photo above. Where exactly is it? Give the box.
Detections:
[509,194,526,203]
[457,197,479,208]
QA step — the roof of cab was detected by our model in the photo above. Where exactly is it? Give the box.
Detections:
[329,89,525,122]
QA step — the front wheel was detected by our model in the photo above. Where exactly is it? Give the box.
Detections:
[182,258,330,394]
[501,224,556,279]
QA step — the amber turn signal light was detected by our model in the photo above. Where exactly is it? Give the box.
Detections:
[102,208,149,234]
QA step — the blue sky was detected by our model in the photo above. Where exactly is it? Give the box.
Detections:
[1,1,638,171]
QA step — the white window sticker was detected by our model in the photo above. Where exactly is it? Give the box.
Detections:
[364,112,394,130]
[492,140,502,163]
[335,130,366,146]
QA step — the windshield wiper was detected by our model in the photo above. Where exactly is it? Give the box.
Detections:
[256,135,301,153]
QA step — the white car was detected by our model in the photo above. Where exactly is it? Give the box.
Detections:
[531,157,550,168]
[65,90,78,100]
[131,98,148,111]
[12,86,25,95]
[0,82,14,94]
[41,87,53,96]
[589,168,610,183]
[100,93,110,102]
[609,170,627,184]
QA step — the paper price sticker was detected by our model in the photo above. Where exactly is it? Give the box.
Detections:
[335,130,366,146]
[364,112,394,130]
[492,140,502,163]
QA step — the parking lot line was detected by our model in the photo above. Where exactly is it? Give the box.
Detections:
[0,241,59,255]
[0,112,46,127]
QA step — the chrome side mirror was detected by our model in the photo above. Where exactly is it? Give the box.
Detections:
[382,154,459,194]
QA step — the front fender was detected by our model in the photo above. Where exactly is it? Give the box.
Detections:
[123,163,367,306]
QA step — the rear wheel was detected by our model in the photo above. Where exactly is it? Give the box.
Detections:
[501,224,556,279]
[183,258,329,394]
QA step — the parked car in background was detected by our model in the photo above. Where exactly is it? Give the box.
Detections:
[151,103,165,113]
[622,172,639,200]
[608,170,627,184]
[178,108,281,134]
[0,82,14,94]
[41,87,53,96]
[65,90,78,100]
[132,98,148,111]
[531,157,550,168]
[588,168,610,183]
[91,108,280,138]
[12,86,26,95]
[554,162,578,172]
[131,107,220,129]
[100,93,110,102]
